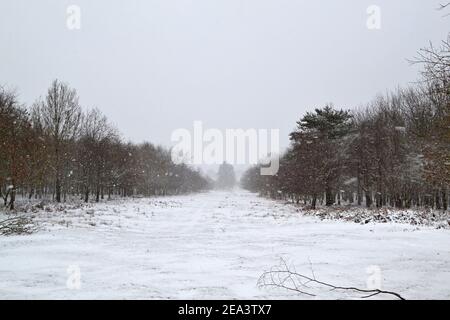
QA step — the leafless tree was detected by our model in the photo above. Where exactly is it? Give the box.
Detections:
[0,87,36,209]
[1,80,211,210]
[77,108,118,202]
[31,80,82,202]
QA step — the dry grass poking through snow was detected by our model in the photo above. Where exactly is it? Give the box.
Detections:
[286,203,450,229]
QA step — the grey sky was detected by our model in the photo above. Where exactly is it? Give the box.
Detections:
[1,0,448,152]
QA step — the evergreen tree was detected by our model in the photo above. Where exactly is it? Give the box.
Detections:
[290,105,353,206]
[216,162,236,189]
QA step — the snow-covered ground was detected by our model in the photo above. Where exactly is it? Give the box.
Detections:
[0,190,449,299]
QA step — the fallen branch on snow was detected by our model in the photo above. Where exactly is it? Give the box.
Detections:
[258,258,405,300]
[0,216,37,236]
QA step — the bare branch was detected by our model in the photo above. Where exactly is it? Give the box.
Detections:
[258,258,405,300]
[0,216,37,236]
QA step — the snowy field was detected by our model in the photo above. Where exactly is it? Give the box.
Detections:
[0,190,449,299]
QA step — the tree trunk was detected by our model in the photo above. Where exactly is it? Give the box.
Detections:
[55,176,62,203]
[395,195,403,208]
[96,186,100,202]
[349,192,354,204]
[9,187,15,210]
[435,190,441,210]
[311,194,317,209]
[365,192,372,208]
[325,186,334,206]
[376,193,382,208]
[443,189,448,211]
[357,175,362,206]
[3,189,10,206]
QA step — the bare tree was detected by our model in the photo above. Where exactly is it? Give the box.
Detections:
[242,86,448,211]
[0,87,35,209]
[77,108,118,202]
[413,36,450,91]
[32,80,82,203]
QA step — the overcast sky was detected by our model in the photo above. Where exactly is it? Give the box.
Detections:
[1,0,448,151]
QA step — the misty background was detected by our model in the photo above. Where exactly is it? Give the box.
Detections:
[0,0,448,177]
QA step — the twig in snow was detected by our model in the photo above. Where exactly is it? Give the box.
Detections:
[258,258,405,300]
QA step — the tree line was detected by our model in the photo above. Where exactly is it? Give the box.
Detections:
[242,37,449,211]
[0,80,211,210]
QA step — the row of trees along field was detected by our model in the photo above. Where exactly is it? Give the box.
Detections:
[242,37,449,210]
[0,80,211,210]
